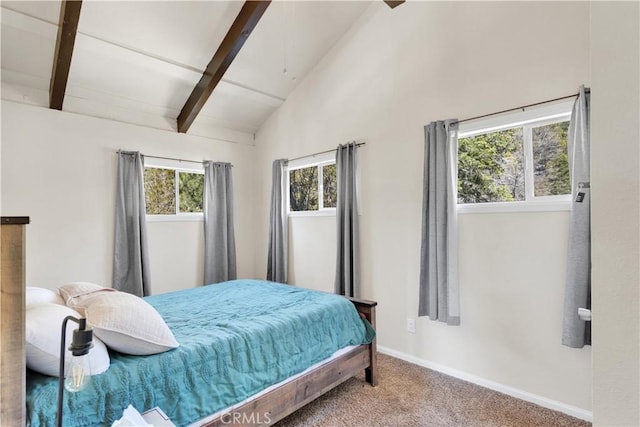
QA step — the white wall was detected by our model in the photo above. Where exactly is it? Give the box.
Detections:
[254,1,592,414]
[1,101,256,294]
[590,2,640,425]
[288,216,335,290]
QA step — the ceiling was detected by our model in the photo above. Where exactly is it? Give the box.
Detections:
[1,1,372,143]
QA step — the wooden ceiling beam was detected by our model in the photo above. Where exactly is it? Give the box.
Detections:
[177,1,271,134]
[383,1,405,9]
[50,0,82,110]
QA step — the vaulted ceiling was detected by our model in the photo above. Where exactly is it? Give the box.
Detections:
[1,1,375,144]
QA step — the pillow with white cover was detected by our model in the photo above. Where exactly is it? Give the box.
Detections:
[58,283,179,356]
[26,286,65,307]
[26,303,110,377]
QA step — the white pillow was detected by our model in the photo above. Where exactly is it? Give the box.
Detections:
[58,283,179,356]
[26,287,65,307]
[26,303,110,377]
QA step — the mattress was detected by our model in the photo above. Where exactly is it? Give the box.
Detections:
[26,280,375,426]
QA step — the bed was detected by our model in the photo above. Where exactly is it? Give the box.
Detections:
[0,217,378,427]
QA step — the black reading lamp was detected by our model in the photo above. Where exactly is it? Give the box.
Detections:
[57,316,94,427]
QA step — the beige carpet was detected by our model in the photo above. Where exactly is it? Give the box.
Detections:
[275,354,591,427]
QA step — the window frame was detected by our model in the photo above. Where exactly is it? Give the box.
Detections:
[287,151,337,217]
[143,158,205,222]
[457,100,573,214]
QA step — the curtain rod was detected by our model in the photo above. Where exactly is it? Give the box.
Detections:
[454,88,590,125]
[287,142,366,163]
[117,150,224,166]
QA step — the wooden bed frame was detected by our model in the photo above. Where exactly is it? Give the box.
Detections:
[0,217,377,427]
[202,297,377,426]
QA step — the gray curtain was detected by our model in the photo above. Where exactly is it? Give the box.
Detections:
[335,142,360,298]
[113,151,151,297]
[203,161,237,284]
[418,120,460,325]
[267,159,288,283]
[562,86,591,348]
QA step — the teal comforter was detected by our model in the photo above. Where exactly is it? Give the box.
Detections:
[26,280,375,426]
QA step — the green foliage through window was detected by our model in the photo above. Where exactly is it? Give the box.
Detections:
[289,162,337,212]
[322,164,337,208]
[532,122,570,197]
[290,167,318,211]
[458,119,570,204]
[145,168,175,214]
[144,167,204,215]
[458,128,524,203]
[179,172,204,213]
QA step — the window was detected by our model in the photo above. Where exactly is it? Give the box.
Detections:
[457,101,572,212]
[289,162,336,212]
[458,127,525,203]
[143,159,204,220]
[532,122,571,197]
[288,152,337,214]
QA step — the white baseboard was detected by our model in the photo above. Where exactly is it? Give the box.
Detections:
[377,345,593,422]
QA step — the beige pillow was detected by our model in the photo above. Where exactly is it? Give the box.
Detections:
[58,282,115,315]
[26,303,110,377]
[58,283,179,356]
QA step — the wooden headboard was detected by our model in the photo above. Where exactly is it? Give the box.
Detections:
[0,216,29,426]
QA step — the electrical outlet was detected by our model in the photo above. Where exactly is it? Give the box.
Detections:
[407,318,416,334]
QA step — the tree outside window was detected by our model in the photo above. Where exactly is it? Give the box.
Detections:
[289,162,337,212]
[458,119,570,204]
[144,167,204,215]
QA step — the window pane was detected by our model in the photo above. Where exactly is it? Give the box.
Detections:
[458,128,525,203]
[322,164,337,208]
[179,172,204,213]
[144,168,175,214]
[532,121,570,197]
[289,167,318,211]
